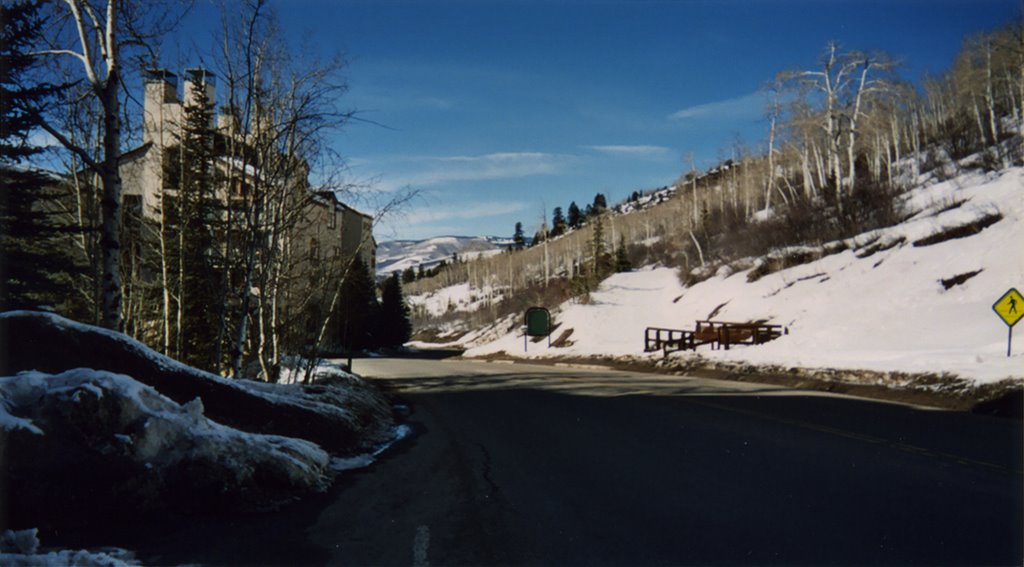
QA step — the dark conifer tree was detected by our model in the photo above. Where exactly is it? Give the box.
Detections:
[591,212,612,277]
[615,235,632,273]
[512,221,526,250]
[335,257,380,351]
[379,272,412,348]
[567,201,582,229]
[0,0,81,313]
[550,206,567,237]
[401,266,417,284]
[163,77,222,368]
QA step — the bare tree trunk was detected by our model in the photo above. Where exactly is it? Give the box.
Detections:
[984,40,1000,146]
[98,63,124,330]
[765,103,778,211]
[159,191,172,354]
[973,98,989,147]
[688,230,705,267]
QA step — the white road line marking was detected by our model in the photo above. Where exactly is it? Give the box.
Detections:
[413,524,430,567]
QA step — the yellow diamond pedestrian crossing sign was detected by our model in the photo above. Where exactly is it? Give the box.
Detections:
[993,288,1023,328]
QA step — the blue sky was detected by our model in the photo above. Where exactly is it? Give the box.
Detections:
[169,0,1021,241]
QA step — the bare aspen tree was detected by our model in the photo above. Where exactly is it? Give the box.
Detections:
[844,51,892,193]
[32,0,126,330]
[25,0,184,331]
[763,77,785,211]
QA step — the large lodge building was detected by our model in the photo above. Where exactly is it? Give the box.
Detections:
[114,68,375,353]
[120,67,375,273]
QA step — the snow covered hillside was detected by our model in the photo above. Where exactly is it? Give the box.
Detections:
[376,235,513,276]
[428,167,1024,386]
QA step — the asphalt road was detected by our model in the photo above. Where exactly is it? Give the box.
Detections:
[135,358,1023,566]
[308,358,1023,566]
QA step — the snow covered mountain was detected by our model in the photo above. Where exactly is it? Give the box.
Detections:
[376,235,514,277]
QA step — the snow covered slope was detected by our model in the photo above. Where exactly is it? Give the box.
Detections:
[376,235,513,276]
[458,167,1024,385]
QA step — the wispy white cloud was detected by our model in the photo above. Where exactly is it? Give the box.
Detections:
[374,151,569,192]
[405,200,531,224]
[668,92,765,121]
[584,145,672,157]
[376,199,531,239]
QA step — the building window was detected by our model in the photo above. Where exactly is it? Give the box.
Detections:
[328,210,337,229]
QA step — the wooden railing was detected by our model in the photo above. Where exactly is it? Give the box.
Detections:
[645,321,787,355]
[644,327,696,356]
[695,320,786,350]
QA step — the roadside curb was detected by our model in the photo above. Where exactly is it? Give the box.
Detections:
[458,352,1023,418]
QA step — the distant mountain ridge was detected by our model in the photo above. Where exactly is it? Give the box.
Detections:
[376,235,514,276]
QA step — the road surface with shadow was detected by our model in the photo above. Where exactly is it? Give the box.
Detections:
[305,358,1022,566]
[120,358,1022,566]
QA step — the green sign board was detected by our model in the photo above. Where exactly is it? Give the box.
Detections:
[526,307,552,337]
[524,307,552,351]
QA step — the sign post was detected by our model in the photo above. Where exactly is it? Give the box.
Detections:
[992,288,1023,357]
[524,307,552,352]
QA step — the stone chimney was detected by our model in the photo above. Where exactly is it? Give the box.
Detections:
[143,69,177,145]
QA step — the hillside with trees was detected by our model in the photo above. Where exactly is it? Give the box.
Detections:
[406,24,1024,344]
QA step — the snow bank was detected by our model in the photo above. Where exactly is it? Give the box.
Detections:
[465,167,1024,385]
[0,311,396,455]
[1,529,138,567]
[0,369,331,514]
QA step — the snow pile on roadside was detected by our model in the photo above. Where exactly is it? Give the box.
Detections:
[0,311,396,455]
[0,369,331,512]
[465,167,1024,386]
[1,529,139,567]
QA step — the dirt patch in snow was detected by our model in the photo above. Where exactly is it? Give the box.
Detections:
[912,211,1003,247]
[939,269,984,290]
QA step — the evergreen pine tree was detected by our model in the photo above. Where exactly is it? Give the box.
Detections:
[567,201,581,229]
[512,221,526,250]
[591,213,612,277]
[0,0,81,314]
[164,77,221,369]
[335,257,380,352]
[615,235,633,273]
[379,272,412,348]
[401,266,417,284]
[593,192,608,212]
[550,206,567,237]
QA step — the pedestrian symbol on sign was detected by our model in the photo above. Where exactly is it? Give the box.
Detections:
[992,288,1024,357]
